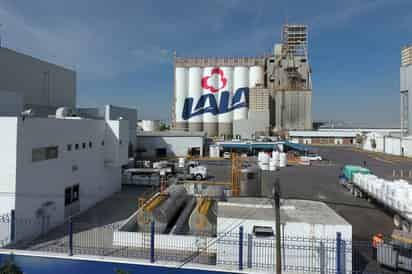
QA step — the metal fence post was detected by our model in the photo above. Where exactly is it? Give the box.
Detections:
[320,241,325,274]
[10,210,15,243]
[68,217,73,256]
[150,221,155,263]
[247,233,253,268]
[336,232,342,274]
[239,226,243,271]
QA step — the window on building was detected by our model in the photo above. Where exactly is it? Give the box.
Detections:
[67,144,72,151]
[75,144,79,150]
[32,146,58,162]
[252,226,274,237]
[101,141,105,146]
[82,142,86,149]
[119,140,122,145]
[64,187,72,206]
[89,141,92,148]
[72,165,78,172]
[72,184,79,202]
[46,146,58,159]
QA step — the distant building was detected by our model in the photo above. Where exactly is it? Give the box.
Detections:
[0,47,76,116]
[401,45,412,135]
[288,130,358,145]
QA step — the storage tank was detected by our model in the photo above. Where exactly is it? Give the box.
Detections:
[240,167,261,196]
[233,66,249,121]
[202,67,218,137]
[188,198,217,236]
[209,145,220,158]
[141,120,160,131]
[188,67,203,132]
[137,185,187,233]
[218,67,233,137]
[175,67,188,130]
[249,66,264,88]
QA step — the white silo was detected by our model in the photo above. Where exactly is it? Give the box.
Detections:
[175,67,188,130]
[218,66,233,137]
[188,67,203,132]
[202,67,218,137]
[233,66,249,121]
[249,66,264,88]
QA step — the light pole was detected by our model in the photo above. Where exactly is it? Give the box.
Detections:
[0,24,3,47]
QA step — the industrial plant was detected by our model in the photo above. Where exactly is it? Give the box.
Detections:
[1,13,412,274]
[173,25,312,138]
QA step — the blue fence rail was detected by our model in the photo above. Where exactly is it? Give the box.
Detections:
[0,216,404,274]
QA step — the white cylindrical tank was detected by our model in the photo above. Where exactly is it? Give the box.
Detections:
[279,152,287,168]
[209,145,220,158]
[218,67,233,136]
[233,66,249,121]
[188,67,203,132]
[202,67,218,136]
[178,157,185,168]
[141,120,160,131]
[249,66,264,88]
[175,67,188,130]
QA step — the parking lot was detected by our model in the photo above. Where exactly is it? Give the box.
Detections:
[204,146,412,241]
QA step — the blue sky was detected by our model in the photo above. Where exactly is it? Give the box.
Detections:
[0,0,411,126]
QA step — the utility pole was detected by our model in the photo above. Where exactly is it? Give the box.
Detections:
[273,178,282,274]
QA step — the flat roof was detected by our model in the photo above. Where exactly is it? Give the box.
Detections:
[289,131,357,138]
[218,198,350,226]
[136,130,206,138]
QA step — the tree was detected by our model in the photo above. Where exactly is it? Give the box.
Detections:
[0,260,23,274]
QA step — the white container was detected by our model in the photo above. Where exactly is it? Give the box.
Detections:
[178,157,186,168]
[279,153,287,168]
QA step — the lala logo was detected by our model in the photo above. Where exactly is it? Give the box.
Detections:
[201,68,227,93]
[181,67,249,120]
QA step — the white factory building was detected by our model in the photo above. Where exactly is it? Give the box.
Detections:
[0,47,76,116]
[0,47,135,244]
[0,114,129,244]
[136,131,206,158]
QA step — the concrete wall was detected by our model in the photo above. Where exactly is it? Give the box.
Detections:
[274,90,312,130]
[136,136,204,157]
[78,105,137,150]
[0,117,128,242]
[105,105,137,149]
[0,91,23,116]
[233,111,270,139]
[0,48,76,109]
[362,133,412,157]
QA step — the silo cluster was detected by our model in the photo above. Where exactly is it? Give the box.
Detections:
[174,64,264,137]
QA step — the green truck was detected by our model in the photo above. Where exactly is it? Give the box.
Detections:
[341,165,371,182]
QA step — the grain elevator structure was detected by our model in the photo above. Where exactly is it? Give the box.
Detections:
[173,24,312,138]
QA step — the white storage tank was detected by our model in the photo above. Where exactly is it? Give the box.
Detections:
[218,66,233,137]
[174,67,188,130]
[188,67,203,132]
[249,66,264,88]
[202,67,218,137]
[233,66,249,121]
